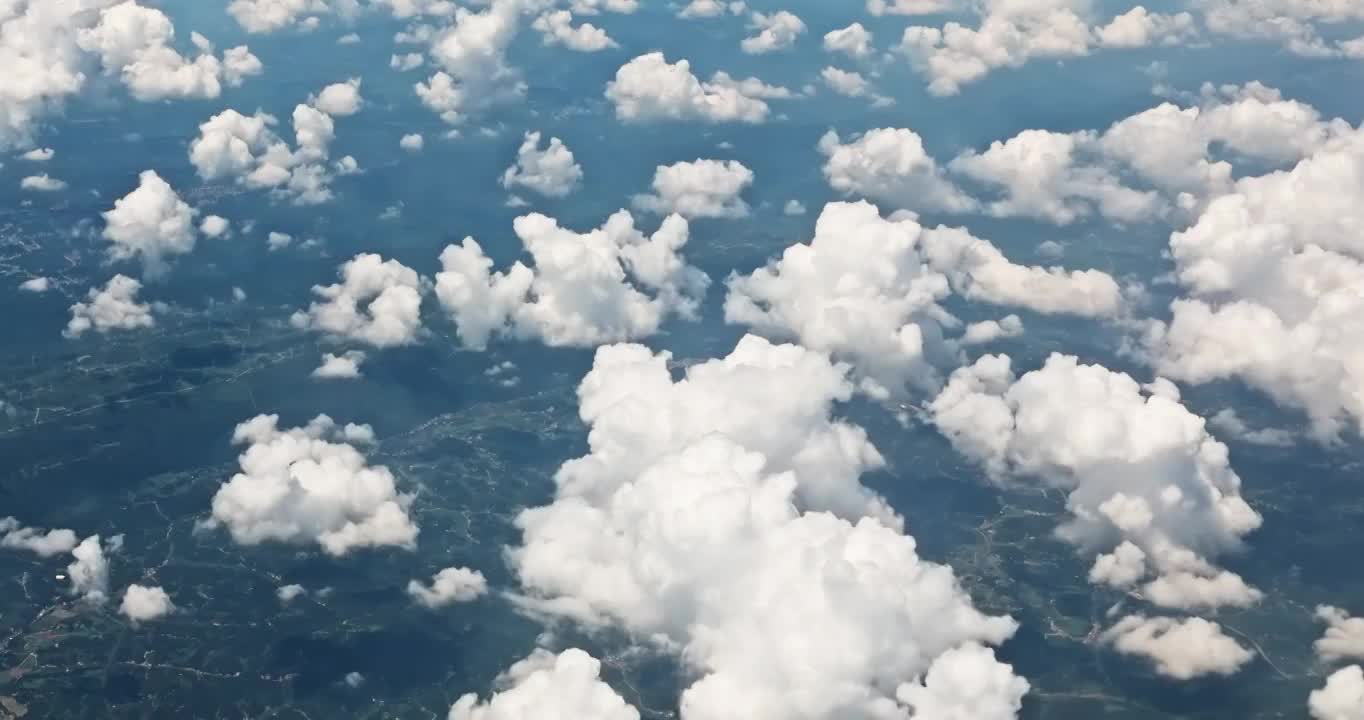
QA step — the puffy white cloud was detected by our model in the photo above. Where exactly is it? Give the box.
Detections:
[820,67,871,97]
[1316,606,1364,663]
[1207,408,1295,447]
[1311,666,1364,720]
[68,534,112,604]
[119,584,174,623]
[78,2,263,101]
[65,274,156,339]
[677,0,746,18]
[896,643,1029,720]
[406,566,488,607]
[930,353,1262,608]
[400,133,424,152]
[532,10,616,51]
[290,254,427,348]
[1202,0,1364,56]
[741,11,804,54]
[18,277,50,293]
[1097,6,1198,48]
[960,315,1023,345]
[20,147,53,161]
[0,517,78,558]
[869,0,954,15]
[818,128,977,214]
[1102,615,1253,680]
[267,231,292,250]
[436,211,708,348]
[200,215,229,238]
[726,202,1121,399]
[311,78,363,116]
[632,159,752,219]
[413,0,536,124]
[20,174,65,191]
[823,22,873,58]
[391,52,424,71]
[448,649,640,720]
[509,335,1024,720]
[605,53,786,124]
[205,414,419,556]
[102,169,198,276]
[500,131,583,198]
[0,0,112,150]
[227,0,329,34]
[312,350,367,380]
[276,583,306,602]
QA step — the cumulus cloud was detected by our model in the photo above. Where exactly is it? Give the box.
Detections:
[824,22,874,57]
[406,566,488,608]
[1311,665,1364,720]
[0,517,78,558]
[411,0,537,125]
[818,128,977,214]
[65,274,156,339]
[227,0,332,34]
[20,174,65,191]
[1201,0,1364,57]
[896,643,1029,720]
[677,0,746,18]
[631,159,752,219]
[726,202,1123,398]
[18,277,50,293]
[68,534,112,604]
[102,170,198,276]
[500,131,583,198]
[312,350,366,380]
[605,53,789,124]
[1316,606,1364,663]
[20,147,53,161]
[399,133,424,152]
[205,414,418,556]
[930,353,1262,610]
[200,215,229,238]
[960,315,1023,345]
[0,1,109,150]
[449,649,640,720]
[436,210,708,349]
[119,584,174,623]
[509,334,1024,720]
[290,254,427,348]
[1102,615,1253,679]
[277,583,307,602]
[741,11,804,54]
[869,0,954,15]
[310,78,363,116]
[532,10,616,51]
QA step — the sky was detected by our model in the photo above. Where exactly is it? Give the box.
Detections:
[3,0,1364,718]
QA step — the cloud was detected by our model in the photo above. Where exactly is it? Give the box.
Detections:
[869,0,954,15]
[102,170,198,276]
[631,159,752,219]
[1102,615,1253,680]
[68,534,112,604]
[605,53,786,124]
[449,649,640,720]
[930,353,1262,609]
[0,0,111,149]
[413,0,535,124]
[406,566,488,607]
[677,0,745,18]
[200,215,230,238]
[119,584,174,623]
[1316,606,1364,663]
[277,583,307,602]
[310,78,363,116]
[741,11,804,54]
[1310,665,1364,720]
[1201,0,1364,57]
[896,643,1029,720]
[399,133,424,152]
[312,350,367,380]
[65,274,156,339]
[205,414,419,556]
[509,335,1023,719]
[532,10,616,51]
[820,67,870,97]
[500,131,583,198]
[290,254,427,348]
[571,0,638,14]
[1208,408,1295,447]
[960,315,1023,345]
[725,202,1122,399]
[0,517,78,557]
[823,22,873,57]
[818,128,977,214]
[436,210,708,348]
[18,277,50,293]
[20,147,53,161]
[227,0,330,34]
[20,174,65,191]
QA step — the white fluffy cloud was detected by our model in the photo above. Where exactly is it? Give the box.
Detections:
[1317,606,1364,663]
[119,584,174,623]
[436,210,708,349]
[65,274,156,339]
[200,215,229,238]
[449,649,640,720]
[818,128,977,214]
[312,350,366,379]
[102,170,198,276]
[532,10,616,51]
[869,0,954,15]
[20,174,65,191]
[823,22,873,58]
[741,11,804,54]
[605,53,789,124]
[0,517,78,558]
[509,335,1025,720]
[290,254,427,348]
[1202,0,1364,56]
[1311,666,1364,720]
[677,0,745,18]
[412,0,534,125]
[206,414,418,556]
[726,202,1122,398]
[632,159,753,219]
[68,534,112,604]
[500,131,583,198]
[311,78,363,116]
[20,147,53,161]
[227,0,331,34]
[931,353,1262,610]
[896,643,1029,720]
[1102,615,1253,680]
[406,566,488,607]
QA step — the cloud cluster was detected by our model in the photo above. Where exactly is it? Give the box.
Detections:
[531,10,616,51]
[290,254,427,348]
[413,0,540,125]
[435,210,708,348]
[605,53,790,124]
[65,274,156,339]
[1201,0,1364,57]
[500,131,583,198]
[631,159,753,219]
[102,170,198,276]
[0,517,78,557]
[823,22,873,58]
[509,335,1025,719]
[406,566,488,608]
[206,414,418,556]
[1101,615,1253,679]
[449,649,640,720]
[725,202,1123,398]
